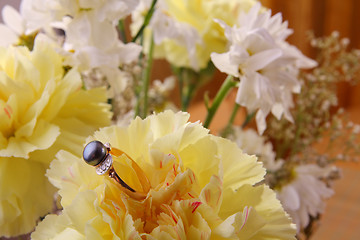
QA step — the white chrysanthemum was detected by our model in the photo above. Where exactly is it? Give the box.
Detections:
[20,0,139,32]
[62,12,141,69]
[237,3,292,43]
[20,0,142,68]
[61,11,141,94]
[20,0,142,98]
[236,3,316,70]
[277,164,334,232]
[211,3,316,134]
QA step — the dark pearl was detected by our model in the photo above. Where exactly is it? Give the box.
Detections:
[83,140,108,166]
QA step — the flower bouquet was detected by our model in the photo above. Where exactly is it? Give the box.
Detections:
[0,0,359,239]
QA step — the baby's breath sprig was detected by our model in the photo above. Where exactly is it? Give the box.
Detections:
[266,32,360,163]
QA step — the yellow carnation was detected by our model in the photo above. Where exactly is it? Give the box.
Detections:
[152,0,258,70]
[32,111,295,239]
[0,35,112,237]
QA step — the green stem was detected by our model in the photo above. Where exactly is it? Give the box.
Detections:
[141,34,155,118]
[134,98,140,118]
[203,75,236,129]
[221,103,239,137]
[117,20,127,43]
[134,35,145,118]
[178,68,196,111]
[228,103,240,126]
[132,0,158,43]
[183,81,196,111]
[241,111,256,128]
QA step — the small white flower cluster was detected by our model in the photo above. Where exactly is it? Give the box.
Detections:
[0,0,142,100]
[211,3,316,134]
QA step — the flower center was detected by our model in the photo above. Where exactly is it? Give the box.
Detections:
[118,153,199,234]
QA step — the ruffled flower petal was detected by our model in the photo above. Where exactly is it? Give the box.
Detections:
[217,185,296,239]
[0,157,55,237]
[0,36,111,237]
[33,110,295,239]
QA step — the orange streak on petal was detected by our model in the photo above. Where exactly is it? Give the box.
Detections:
[214,175,223,184]
[205,189,211,203]
[61,176,75,184]
[191,201,202,213]
[8,105,13,114]
[68,167,75,178]
[163,204,178,224]
[4,106,11,119]
[240,207,250,230]
[216,186,222,205]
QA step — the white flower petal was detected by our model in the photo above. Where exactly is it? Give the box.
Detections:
[0,25,18,46]
[236,77,255,107]
[2,5,25,35]
[116,42,142,64]
[278,185,300,211]
[211,52,239,77]
[271,103,284,120]
[255,110,267,135]
[247,48,282,72]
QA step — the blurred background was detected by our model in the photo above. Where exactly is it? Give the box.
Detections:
[1,0,359,239]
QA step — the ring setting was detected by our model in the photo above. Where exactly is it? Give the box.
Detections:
[96,151,113,175]
[82,140,147,200]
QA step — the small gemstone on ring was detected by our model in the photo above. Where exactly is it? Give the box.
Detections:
[95,154,113,175]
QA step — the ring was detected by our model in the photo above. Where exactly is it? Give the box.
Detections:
[83,140,147,200]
